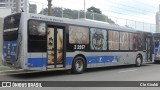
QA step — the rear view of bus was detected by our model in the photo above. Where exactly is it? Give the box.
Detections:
[2,13,21,68]
[153,33,160,63]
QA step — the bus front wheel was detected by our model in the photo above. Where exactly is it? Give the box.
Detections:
[135,56,142,67]
[71,56,86,74]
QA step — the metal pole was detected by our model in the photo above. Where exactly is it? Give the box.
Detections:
[126,19,127,27]
[78,11,80,19]
[42,3,44,14]
[135,21,136,29]
[143,22,144,31]
[93,12,94,20]
[48,0,52,16]
[62,7,63,18]
[150,24,152,32]
[16,0,20,13]
[84,0,86,19]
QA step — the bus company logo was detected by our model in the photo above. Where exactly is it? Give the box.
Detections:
[2,82,11,88]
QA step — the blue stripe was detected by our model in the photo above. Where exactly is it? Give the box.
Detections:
[66,57,74,65]
[66,56,119,65]
[28,58,47,68]
[87,56,119,64]
[27,56,119,67]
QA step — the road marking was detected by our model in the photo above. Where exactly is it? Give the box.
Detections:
[119,69,138,73]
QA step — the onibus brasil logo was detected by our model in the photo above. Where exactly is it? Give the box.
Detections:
[1,82,42,88]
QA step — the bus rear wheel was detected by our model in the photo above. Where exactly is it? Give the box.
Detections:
[154,60,160,64]
[71,56,86,74]
[135,56,142,67]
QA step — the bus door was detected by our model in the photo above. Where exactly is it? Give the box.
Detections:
[47,26,64,68]
[146,37,152,62]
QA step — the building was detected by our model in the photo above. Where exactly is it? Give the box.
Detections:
[156,5,160,33]
[0,8,11,17]
[0,0,5,8]
[29,4,37,14]
[4,0,29,13]
[5,0,29,13]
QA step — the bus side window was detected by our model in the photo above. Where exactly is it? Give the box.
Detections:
[28,20,47,52]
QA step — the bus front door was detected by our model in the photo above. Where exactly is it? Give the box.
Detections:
[146,37,152,62]
[47,26,64,69]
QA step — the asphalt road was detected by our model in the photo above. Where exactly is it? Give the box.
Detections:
[0,63,160,81]
[1,63,160,89]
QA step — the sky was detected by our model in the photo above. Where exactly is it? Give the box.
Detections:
[29,0,160,32]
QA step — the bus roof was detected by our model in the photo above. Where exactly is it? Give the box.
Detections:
[25,12,150,33]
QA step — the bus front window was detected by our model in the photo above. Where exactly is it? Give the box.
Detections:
[3,13,21,41]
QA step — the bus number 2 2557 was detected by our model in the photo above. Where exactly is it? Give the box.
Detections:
[74,45,85,50]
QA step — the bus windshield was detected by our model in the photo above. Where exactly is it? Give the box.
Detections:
[3,13,21,41]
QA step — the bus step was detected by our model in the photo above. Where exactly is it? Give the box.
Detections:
[47,68,66,71]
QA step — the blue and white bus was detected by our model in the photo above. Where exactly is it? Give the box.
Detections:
[2,13,154,74]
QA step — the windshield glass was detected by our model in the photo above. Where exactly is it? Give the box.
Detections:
[3,13,21,41]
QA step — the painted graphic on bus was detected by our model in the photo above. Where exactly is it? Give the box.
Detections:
[69,26,89,44]
[109,31,119,50]
[132,34,138,50]
[57,28,63,64]
[90,28,107,50]
[47,28,54,65]
[120,32,129,50]
[47,28,63,65]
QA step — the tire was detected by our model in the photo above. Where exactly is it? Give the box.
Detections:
[71,56,86,74]
[135,55,142,67]
[154,60,160,64]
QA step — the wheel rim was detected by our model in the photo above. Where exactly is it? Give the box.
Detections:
[137,57,141,66]
[75,59,83,72]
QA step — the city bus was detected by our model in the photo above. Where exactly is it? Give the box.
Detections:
[2,12,154,74]
[153,33,160,63]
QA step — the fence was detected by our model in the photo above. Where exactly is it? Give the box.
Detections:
[30,1,156,32]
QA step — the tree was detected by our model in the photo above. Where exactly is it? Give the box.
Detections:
[39,7,115,24]
[39,7,62,17]
[87,6,102,14]
[86,6,115,24]
[39,7,78,19]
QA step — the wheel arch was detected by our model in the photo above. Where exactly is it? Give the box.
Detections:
[72,54,87,68]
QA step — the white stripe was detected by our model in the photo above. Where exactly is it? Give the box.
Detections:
[0,69,23,73]
[0,66,5,68]
[119,69,138,73]
[0,66,20,68]
[4,28,18,32]
[0,70,41,75]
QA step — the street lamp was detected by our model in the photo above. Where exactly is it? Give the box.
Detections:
[48,0,52,16]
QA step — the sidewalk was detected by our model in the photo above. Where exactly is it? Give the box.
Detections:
[0,61,14,71]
